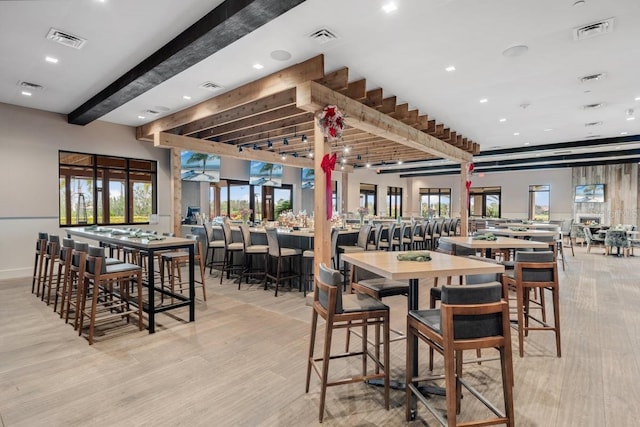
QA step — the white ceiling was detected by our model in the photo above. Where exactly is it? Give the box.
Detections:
[2,0,640,156]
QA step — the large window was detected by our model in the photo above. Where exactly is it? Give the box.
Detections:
[529,185,550,221]
[217,180,292,222]
[387,186,402,218]
[469,186,501,218]
[359,183,377,215]
[59,151,157,226]
[419,188,451,218]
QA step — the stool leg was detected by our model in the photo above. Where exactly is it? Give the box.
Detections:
[318,316,334,423]
[305,310,318,393]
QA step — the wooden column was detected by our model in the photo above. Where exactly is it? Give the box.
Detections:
[313,121,331,278]
[460,161,469,236]
[171,148,182,237]
[341,170,349,214]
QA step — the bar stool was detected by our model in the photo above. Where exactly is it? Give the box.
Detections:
[65,242,89,329]
[238,224,268,289]
[337,224,371,288]
[78,246,143,345]
[219,221,244,284]
[406,282,515,426]
[306,263,390,423]
[53,238,75,316]
[160,234,207,301]
[301,228,339,295]
[378,223,395,251]
[41,235,61,305]
[264,227,301,297]
[32,232,48,296]
[204,223,225,275]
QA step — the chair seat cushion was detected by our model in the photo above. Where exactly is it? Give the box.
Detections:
[246,245,268,254]
[106,262,141,274]
[408,309,441,333]
[357,278,409,298]
[280,247,301,257]
[209,240,225,248]
[105,257,123,265]
[339,246,365,254]
[342,293,389,313]
[161,251,188,260]
[227,242,244,251]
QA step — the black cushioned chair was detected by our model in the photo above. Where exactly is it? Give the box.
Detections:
[406,282,515,426]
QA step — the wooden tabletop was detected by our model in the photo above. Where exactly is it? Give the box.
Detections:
[66,227,196,250]
[341,250,504,281]
[494,222,560,230]
[439,235,549,249]
[477,228,558,237]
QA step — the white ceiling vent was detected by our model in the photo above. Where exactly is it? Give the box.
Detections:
[198,81,222,91]
[580,72,606,83]
[573,18,614,41]
[584,121,603,127]
[308,28,338,44]
[17,81,44,91]
[583,103,604,110]
[46,28,87,49]
[554,150,573,155]
[142,109,162,116]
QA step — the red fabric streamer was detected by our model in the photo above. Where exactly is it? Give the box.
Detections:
[321,153,337,220]
[465,163,475,205]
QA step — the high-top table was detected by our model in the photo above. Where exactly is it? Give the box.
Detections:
[439,235,549,257]
[66,227,196,333]
[341,250,504,414]
[477,228,558,238]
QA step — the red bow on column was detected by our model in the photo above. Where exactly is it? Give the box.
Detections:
[321,153,337,220]
[466,163,475,204]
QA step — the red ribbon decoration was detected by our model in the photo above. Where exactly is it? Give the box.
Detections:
[466,163,475,205]
[321,153,337,220]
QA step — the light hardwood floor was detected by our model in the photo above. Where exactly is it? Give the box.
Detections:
[1,244,640,426]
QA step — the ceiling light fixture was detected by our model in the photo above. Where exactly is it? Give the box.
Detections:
[252,63,264,70]
[382,2,397,13]
[397,160,403,165]
[270,50,292,61]
[635,96,640,101]
[341,157,346,164]
[137,115,145,119]
[343,146,350,153]
[621,132,628,135]
[341,165,345,170]
[445,65,456,72]
[45,56,58,64]
[283,137,289,145]
[502,44,529,58]
[238,146,243,152]
[499,118,507,123]
[301,134,308,143]
[183,95,191,100]
[267,140,273,148]
[21,91,32,96]
[524,142,530,146]
[544,128,553,131]
[627,117,635,121]
[479,98,488,104]
[308,150,314,158]
[513,132,520,136]
[281,153,287,160]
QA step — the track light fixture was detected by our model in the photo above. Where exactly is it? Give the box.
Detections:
[283,137,289,145]
[237,145,243,152]
[301,134,308,143]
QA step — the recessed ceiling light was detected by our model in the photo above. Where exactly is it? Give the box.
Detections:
[253,63,264,70]
[183,95,191,100]
[499,118,507,123]
[536,153,541,157]
[616,146,621,150]
[382,2,397,13]
[502,44,529,58]
[45,56,58,64]
[524,142,530,146]
[620,131,628,135]
[479,98,488,103]
[544,128,553,131]
[21,91,32,96]
[445,65,456,72]
[635,96,640,101]
[137,115,145,119]
[627,117,636,121]
[270,50,292,61]
[513,132,520,136]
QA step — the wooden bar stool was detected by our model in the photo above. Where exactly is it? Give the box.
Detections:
[65,242,89,329]
[306,263,390,423]
[160,234,207,301]
[41,235,61,305]
[53,238,75,316]
[31,232,48,296]
[78,246,143,345]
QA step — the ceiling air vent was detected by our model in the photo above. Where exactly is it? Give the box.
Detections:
[583,103,604,110]
[573,18,614,41]
[198,81,222,91]
[586,134,602,138]
[585,121,603,127]
[46,28,87,49]
[17,81,44,91]
[554,150,573,155]
[308,28,338,44]
[142,109,162,116]
[580,72,606,83]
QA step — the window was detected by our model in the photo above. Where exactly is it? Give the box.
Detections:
[469,186,501,218]
[359,183,377,215]
[59,151,157,226]
[218,180,293,222]
[419,188,451,218]
[387,186,402,218]
[529,185,550,221]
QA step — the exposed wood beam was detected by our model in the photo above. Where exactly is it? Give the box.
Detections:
[378,96,397,114]
[70,0,308,126]
[155,132,314,168]
[339,79,366,100]
[364,88,383,108]
[137,55,324,140]
[315,67,348,91]
[203,112,314,144]
[296,81,472,163]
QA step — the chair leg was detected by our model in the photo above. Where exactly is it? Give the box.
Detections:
[516,284,525,357]
[552,286,561,357]
[318,317,334,423]
[306,310,318,393]
[444,343,457,425]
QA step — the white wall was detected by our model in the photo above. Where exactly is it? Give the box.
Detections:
[0,103,172,279]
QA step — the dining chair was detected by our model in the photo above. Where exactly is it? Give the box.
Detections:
[502,251,561,357]
[378,223,395,251]
[306,263,390,423]
[583,226,605,254]
[604,229,630,256]
[406,282,514,426]
[264,227,301,296]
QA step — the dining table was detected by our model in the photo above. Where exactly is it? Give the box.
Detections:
[439,235,549,258]
[477,228,558,238]
[341,250,505,416]
[66,227,197,333]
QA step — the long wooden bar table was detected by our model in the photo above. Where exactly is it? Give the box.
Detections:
[439,235,549,258]
[477,228,558,238]
[341,250,504,413]
[66,227,196,333]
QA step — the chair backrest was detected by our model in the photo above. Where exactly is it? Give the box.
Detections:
[385,223,397,244]
[265,227,281,256]
[203,223,213,243]
[316,262,343,314]
[36,232,49,251]
[436,239,455,254]
[47,235,60,256]
[465,272,502,285]
[184,233,201,255]
[433,219,444,235]
[514,251,555,282]
[60,238,75,262]
[239,224,253,251]
[221,220,233,246]
[371,223,384,249]
[582,226,593,243]
[72,242,89,268]
[605,229,629,247]
[560,219,574,235]
[450,218,460,236]
[356,224,372,249]
[441,282,504,340]
[423,220,433,237]
[86,246,107,275]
